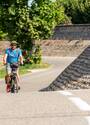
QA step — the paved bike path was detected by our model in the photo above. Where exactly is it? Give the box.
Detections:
[0,90,90,125]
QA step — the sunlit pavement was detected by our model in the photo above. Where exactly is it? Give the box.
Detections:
[0,57,90,125]
[0,90,90,125]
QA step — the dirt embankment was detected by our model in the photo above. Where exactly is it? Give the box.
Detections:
[0,40,90,57]
[0,41,10,64]
[0,41,10,54]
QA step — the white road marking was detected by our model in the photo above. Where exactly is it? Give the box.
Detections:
[85,117,90,125]
[69,97,90,111]
[58,91,73,96]
[59,91,90,124]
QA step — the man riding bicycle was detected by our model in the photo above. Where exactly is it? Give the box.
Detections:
[3,41,23,92]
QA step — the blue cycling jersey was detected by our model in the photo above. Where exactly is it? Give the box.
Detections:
[5,48,22,63]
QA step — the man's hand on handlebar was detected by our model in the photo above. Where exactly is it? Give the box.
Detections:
[20,61,24,66]
[3,61,7,65]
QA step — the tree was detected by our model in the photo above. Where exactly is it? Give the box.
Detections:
[0,0,68,49]
[57,0,90,24]
[0,0,68,63]
[30,0,69,39]
[0,6,7,40]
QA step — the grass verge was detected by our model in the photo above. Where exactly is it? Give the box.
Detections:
[0,63,50,79]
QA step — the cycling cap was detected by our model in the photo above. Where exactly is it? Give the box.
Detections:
[11,41,17,46]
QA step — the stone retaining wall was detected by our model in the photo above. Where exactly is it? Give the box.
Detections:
[52,24,90,40]
[41,40,90,56]
[41,45,90,91]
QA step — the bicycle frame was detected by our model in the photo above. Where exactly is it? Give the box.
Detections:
[10,69,18,93]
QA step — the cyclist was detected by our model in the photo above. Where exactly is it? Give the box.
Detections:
[3,41,23,92]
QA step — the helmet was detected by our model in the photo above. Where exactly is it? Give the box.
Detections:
[10,41,17,46]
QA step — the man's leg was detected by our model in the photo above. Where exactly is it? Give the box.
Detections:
[16,68,21,89]
[6,63,11,92]
[5,75,11,84]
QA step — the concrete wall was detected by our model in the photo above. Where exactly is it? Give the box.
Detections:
[52,24,90,40]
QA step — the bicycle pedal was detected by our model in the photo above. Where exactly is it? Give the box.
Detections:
[18,86,20,90]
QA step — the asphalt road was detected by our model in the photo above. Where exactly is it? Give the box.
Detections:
[21,57,76,92]
[0,56,76,93]
[0,57,90,125]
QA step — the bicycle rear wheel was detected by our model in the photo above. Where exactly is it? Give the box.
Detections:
[10,73,19,93]
[11,82,15,93]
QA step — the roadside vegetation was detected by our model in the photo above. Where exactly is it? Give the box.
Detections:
[0,0,69,65]
[0,63,50,78]
[57,0,90,24]
[0,0,90,77]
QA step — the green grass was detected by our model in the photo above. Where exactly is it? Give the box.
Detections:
[0,68,5,78]
[0,62,3,67]
[0,63,50,79]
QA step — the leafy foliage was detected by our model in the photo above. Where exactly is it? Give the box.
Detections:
[30,0,69,39]
[0,0,69,64]
[0,0,68,49]
[0,31,7,40]
[23,45,42,64]
[57,0,90,24]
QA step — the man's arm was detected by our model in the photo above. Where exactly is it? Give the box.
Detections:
[19,55,23,65]
[18,49,23,64]
[3,54,7,65]
[3,49,8,65]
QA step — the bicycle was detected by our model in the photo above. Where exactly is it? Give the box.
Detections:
[6,63,19,93]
